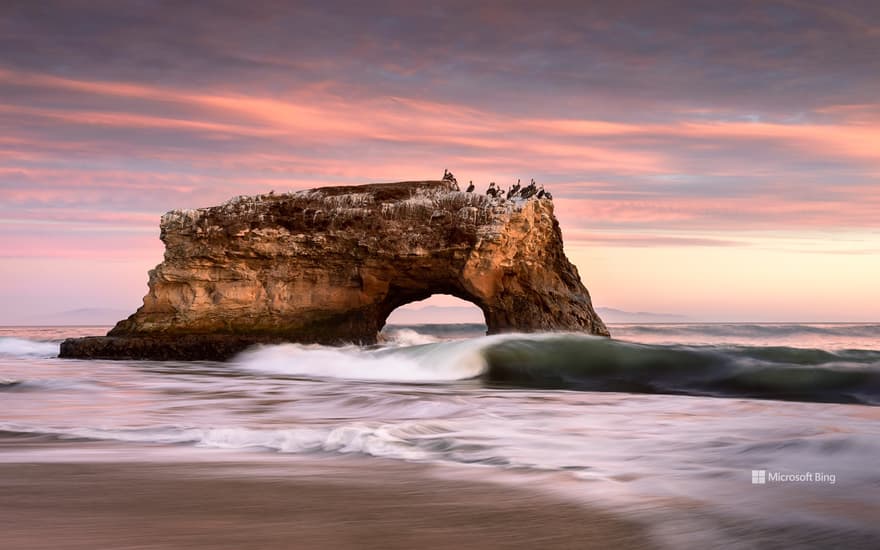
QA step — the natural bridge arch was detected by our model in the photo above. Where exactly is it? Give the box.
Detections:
[61,180,608,360]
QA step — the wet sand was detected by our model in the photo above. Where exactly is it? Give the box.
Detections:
[0,438,655,550]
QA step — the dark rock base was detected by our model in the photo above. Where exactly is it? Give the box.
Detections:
[59,335,294,361]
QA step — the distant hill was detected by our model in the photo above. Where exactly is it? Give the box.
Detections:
[20,308,129,326]
[596,307,691,323]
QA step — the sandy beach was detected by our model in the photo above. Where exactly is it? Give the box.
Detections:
[0,436,654,550]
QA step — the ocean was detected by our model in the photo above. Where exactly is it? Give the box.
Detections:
[2,323,879,548]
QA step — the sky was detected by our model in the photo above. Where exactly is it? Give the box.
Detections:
[1,0,878,324]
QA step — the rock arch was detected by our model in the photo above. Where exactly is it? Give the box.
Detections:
[61,180,608,360]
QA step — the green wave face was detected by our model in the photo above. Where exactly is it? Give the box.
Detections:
[477,334,880,404]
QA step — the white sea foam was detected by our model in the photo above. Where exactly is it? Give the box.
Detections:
[382,328,439,346]
[0,337,59,358]
[234,338,491,382]
[0,422,452,462]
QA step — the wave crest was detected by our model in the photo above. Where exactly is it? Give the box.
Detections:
[0,337,59,358]
[236,333,880,404]
[234,338,488,382]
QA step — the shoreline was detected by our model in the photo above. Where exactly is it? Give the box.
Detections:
[0,437,655,550]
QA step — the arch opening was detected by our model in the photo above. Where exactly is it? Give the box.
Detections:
[381,294,487,342]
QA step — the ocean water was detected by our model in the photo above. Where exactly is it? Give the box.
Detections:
[1,323,879,547]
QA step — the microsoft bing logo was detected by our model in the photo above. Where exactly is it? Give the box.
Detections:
[752,470,767,484]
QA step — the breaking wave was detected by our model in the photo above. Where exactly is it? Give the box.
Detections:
[235,337,489,382]
[4,329,877,404]
[0,337,59,358]
[238,333,880,405]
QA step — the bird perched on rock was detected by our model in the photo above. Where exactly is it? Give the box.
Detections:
[486,182,499,198]
[466,180,475,192]
[507,180,521,199]
[442,169,461,191]
[536,186,546,199]
[521,179,538,199]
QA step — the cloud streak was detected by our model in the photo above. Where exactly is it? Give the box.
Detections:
[2,62,878,257]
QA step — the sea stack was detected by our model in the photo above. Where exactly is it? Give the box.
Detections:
[61,180,608,360]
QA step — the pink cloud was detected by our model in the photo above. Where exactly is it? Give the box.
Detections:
[2,66,879,263]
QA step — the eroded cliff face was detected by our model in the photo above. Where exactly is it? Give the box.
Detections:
[61,180,608,360]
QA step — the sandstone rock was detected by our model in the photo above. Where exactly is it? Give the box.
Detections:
[61,180,608,360]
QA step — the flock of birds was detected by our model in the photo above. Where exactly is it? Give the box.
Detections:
[442,170,553,200]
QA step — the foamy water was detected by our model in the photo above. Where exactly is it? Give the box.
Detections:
[0,336,60,358]
[1,323,879,547]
